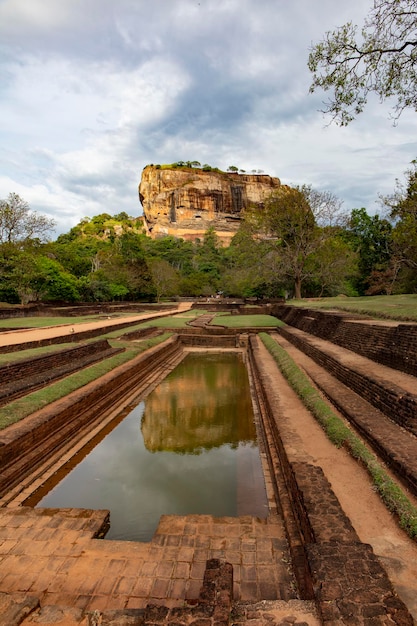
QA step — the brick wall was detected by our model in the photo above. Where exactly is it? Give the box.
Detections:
[278,326,417,436]
[179,334,238,347]
[0,340,112,384]
[272,304,417,377]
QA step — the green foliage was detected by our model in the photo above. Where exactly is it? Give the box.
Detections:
[153,162,242,174]
[148,258,179,302]
[345,208,393,294]
[1,180,415,304]
[382,160,417,292]
[260,332,417,538]
[308,0,417,124]
[252,185,347,298]
[303,235,358,297]
[211,314,283,328]
[143,235,194,274]
[31,256,80,302]
[223,223,285,298]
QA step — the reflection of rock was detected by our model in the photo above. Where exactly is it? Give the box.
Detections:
[141,353,257,453]
[139,165,283,244]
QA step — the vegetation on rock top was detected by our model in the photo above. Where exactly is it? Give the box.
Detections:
[144,161,265,174]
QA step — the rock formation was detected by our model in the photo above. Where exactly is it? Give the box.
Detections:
[138,165,283,244]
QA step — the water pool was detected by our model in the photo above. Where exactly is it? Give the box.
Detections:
[33,351,268,541]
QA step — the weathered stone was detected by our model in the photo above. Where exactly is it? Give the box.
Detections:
[139,166,285,244]
[0,592,39,625]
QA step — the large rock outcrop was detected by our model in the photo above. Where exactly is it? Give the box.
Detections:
[138,165,283,243]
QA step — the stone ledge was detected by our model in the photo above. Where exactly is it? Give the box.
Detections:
[306,542,413,625]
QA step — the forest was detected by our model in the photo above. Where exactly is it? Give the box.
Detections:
[0,161,416,305]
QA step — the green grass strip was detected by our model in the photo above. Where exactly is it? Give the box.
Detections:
[211,314,285,328]
[260,332,417,540]
[0,315,106,329]
[288,294,417,322]
[130,309,209,329]
[0,332,173,431]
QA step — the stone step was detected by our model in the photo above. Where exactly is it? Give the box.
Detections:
[0,507,296,620]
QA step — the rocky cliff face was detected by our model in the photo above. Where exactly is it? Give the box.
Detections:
[138,165,283,244]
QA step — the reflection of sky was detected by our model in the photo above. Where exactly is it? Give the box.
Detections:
[37,354,268,541]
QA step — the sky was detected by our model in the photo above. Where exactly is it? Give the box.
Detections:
[1,0,417,238]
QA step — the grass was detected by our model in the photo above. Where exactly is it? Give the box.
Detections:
[0,310,203,365]
[211,313,284,328]
[260,331,417,540]
[131,309,209,329]
[0,320,173,365]
[288,294,417,322]
[0,332,173,431]
[0,308,170,329]
[0,311,283,368]
[0,315,112,329]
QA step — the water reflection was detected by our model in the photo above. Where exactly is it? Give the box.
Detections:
[141,352,257,453]
[34,352,268,541]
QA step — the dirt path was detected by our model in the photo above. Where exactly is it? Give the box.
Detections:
[0,304,192,348]
[255,335,417,622]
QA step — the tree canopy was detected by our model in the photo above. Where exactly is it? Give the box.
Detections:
[380,160,417,291]
[253,185,349,298]
[1,173,417,304]
[308,0,417,125]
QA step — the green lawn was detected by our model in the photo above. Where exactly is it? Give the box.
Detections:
[0,315,109,329]
[0,308,174,329]
[288,294,417,322]
[211,313,284,328]
[134,309,209,329]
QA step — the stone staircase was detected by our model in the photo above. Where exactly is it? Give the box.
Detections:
[0,507,317,625]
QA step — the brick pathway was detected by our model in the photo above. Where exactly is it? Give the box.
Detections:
[188,314,216,327]
[0,506,296,616]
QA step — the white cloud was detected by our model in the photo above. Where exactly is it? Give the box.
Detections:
[0,0,416,237]
[0,0,74,31]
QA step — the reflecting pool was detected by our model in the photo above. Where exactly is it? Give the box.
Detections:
[33,352,268,541]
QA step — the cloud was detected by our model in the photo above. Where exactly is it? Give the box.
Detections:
[0,0,416,236]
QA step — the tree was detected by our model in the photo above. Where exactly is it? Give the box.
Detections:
[308,0,417,125]
[1,250,79,304]
[223,223,282,297]
[306,237,358,297]
[381,160,417,290]
[143,235,194,274]
[346,207,393,293]
[255,185,345,298]
[0,193,55,244]
[28,257,80,302]
[149,258,179,302]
